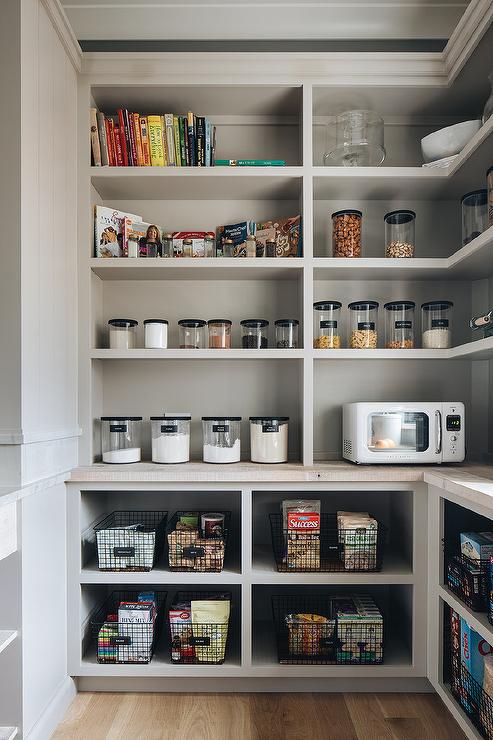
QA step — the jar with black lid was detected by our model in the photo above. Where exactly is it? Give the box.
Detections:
[240,319,269,348]
[275,319,299,348]
[101,416,142,464]
[178,319,207,349]
[384,301,415,349]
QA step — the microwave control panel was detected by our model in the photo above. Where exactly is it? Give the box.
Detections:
[442,403,465,461]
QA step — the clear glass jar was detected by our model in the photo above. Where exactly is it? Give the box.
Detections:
[325,110,385,167]
[204,236,215,258]
[223,238,234,257]
[384,301,415,349]
[178,319,207,349]
[488,166,493,227]
[313,301,342,349]
[246,234,257,258]
[202,417,241,463]
[461,190,488,245]
[348,301,378,349]
[182,239,193,258]
[332,210,362,258]
[275,319,299,348]
[150,416,191,463]
[384,210,416,258]
[162,233,173,258]
[108,319,137,349]
[421,301,453,349]
[249,417,289,463]
[240,319,269,349]
[265,239,277,258]
[101,416,142,463]
[208,319,232,349]
[144,319,168,349]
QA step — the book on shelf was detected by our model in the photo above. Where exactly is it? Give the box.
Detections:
[90,108,101,166]
[148,115,165,166]
[215,159,286,166]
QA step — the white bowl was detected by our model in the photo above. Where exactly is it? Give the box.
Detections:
[421,119,481,163]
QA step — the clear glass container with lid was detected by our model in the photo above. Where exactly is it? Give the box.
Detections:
[249,417,289,463]
[223,238,235,257]
[150,415,191,464]
[182,239,193,258]
[421,301,453,349]
[348,301,379,348]
[144,319,168,349]
[324,110,385,167]
[332,210,362,258]
[313,301,342,349]
[162,233,173,258]
[208,319,232,349]
[240,319,269,348]
[275,319,299,348]
[178,319,207,349]
[108,319,138,349]
[204,235,215,258]
[461,190,488,245]
[265,239,277,258]
[101,416,142,464]
[202,417,241,463]
[384,301,415,349]
[384,210,416,258]
[246,234,257,258]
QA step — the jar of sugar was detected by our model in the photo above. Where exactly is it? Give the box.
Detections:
[249,417,289,463]
[144,319,168,349]
[421,301,453,349]
[101,416,142,463]
[108,319,138,349]
[150,415,190,463]
[202,417,241,463]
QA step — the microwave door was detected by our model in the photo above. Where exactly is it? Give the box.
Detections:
[366,409,440,462]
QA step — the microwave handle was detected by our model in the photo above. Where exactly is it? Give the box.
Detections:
[435,410,442,454]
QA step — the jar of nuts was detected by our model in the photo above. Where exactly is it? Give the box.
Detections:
[313,301,342,349]
[332,209,362,258]
[384,210,416,258]
[348,301,379,348]
[384,301,415,349]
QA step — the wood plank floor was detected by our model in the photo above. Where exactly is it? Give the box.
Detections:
[52,692,467,740]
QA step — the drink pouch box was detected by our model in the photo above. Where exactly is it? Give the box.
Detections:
[460,532,493,562]
[216,221,256,257]
[94,205,141,258]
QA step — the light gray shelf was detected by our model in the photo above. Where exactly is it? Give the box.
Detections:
[79,562,242,584]
[90,349,305,360]
[438,585,493,647]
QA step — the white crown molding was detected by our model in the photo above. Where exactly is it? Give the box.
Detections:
[40,0,82,72]
[443,0,493,82]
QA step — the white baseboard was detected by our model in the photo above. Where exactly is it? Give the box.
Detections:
[25,676,76,740]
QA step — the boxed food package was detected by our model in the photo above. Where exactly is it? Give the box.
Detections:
[94,205,141,258]
[169,603,194,662]
[97,621,118,662]
[216,221,256,257]
[282,499,321,570]
[191,599,230,663]
[337,511,378,571]
[333,594,383,664]
[460,532,493,562]
[117,601,155,663]
[172,231,215,258]
[450,608,461,697]
[460,617,493,714]
[285,613,335,656]
[256,215,302,258]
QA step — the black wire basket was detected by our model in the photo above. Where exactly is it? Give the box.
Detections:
[448,631,493,738]
[271,594,384,666]
[167,511,230,573]
[269,513,386,573]
[168,590,232,665]
[90,590,167,664]
[444,542,490,612]
[94,511,168,572]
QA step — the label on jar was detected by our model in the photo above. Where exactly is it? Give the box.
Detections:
[213,424,229,433]
[358,322,375,331]
[432,319,449,328]
[395,321,412,329]
[262,422,279,433]
[110,424,127,433]
[161,424,178,433]
[320,320,337,329]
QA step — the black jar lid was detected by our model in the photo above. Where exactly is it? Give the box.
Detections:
[150,415,191,421]
[384,209,416,224]
[178,319,207,327]
[208,319,232,325]
[460,189,487,204]
[348,300,379,310]
[332,209,362,218]
[143,319,169,324]
[421,300,453,310]
[101,416,143,421]
[384,301,415,311]
[108,319,138,327]
[249,416,289,422]
[202,416,242,421]
[313,300,342,310]
[275,319,299,326]
[240,319,269,328]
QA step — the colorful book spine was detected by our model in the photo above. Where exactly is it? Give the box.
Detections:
[212,125,216,165]
[123,109,134,165]
[105,118,115,166]
[173,115,181,166]
[114,125,124,166]
[128,112,138,166]
[196,116,205,166]
[165,113,175,166]
[96,111,109,166]
[117,109,129,166]
[139,116,151,166]
[160,115,168,166]
[205,119,211,167]
[133,113,144,166]
[183,117,190,166]
[148,115,165,166]
[187,111,195,166]
[90,108,101,166]
[179,116,186,165]
[214,159,286,166]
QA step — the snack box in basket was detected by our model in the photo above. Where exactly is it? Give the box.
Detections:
[460,532,493,562]
[447,554,484,601]
[459,617,493,714]
[333,595,383,664]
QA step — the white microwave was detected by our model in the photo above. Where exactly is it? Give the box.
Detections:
[342,402,465,464]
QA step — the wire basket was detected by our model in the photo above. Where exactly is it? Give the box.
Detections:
[449,639,493,738]
[269,513,386,572]
[90,590,166,664]
[272,594,384,665]
[445,547,490,612]
[167,511,230,573]
[94,511,168,572]
[168,590,232,665]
